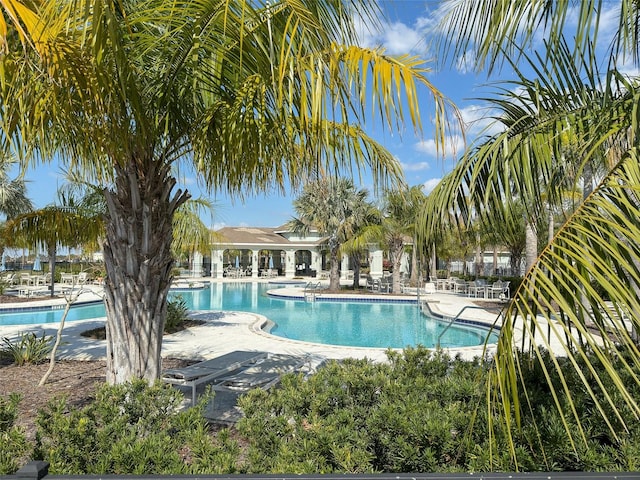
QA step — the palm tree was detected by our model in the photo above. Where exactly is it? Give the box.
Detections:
[0,0,455,383]
[423,13,640,464]
[4,204,103,296]
[333,190,379,290]
[288,177,373,291]
[0,156,33,260]
[355,186,425,293]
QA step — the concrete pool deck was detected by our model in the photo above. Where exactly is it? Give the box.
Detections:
[0,277,533,365]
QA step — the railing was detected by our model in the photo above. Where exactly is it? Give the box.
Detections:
[304,281,322,302]
[420,302,489,349]
[4,461,638,480]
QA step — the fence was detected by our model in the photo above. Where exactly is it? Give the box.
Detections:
[3,462,639,480]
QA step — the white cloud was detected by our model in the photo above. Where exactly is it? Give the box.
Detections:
[422,178,441,193]
[415,134,464,158]
[401,161,430,172]
[459,104,503,137]
[354,2,435,56]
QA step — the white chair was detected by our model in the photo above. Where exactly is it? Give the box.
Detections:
[468,279,487,298]
[488,280,510,299]
[61,273,74,285]
[422,282,436,294]
[453,278,468,294]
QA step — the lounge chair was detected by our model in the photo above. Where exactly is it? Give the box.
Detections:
[1,272,16,286]
[162,350,267,405]
[211,354,307,392]
[205,353,310,424]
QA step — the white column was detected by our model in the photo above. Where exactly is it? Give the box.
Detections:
[400,251,410,275]
[370,249,384,278]
[285,249,295,278]
[211,249,225,279]
[311,251,320,276]
[251,250,259,278]
[191,251,203,277]
[340,254,349,279]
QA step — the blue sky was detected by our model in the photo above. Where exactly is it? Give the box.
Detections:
[14,0,635,230]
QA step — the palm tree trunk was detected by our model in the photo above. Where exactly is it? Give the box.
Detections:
[410,243,418,285]
[525,222,537,273]
[47,244,56,297]
[102,161,189,384]
[390,240,404,293]
[329,247,340,291]
[351,253,361,289]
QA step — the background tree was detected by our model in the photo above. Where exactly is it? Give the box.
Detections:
[0,0,454,383]
[0,156,33,262]
[4,203,103,296]
[288,177,372,291]
[354,186,424,293]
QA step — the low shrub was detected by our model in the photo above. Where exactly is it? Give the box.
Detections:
[34,380,240,474]
[237,346,640,473]
[237,347,489,473]
[1,332,52,366]
[0,393,29,474]
[165,296,189,333]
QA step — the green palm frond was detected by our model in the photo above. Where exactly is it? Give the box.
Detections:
[4,205,103,250]
[494,147,640,456]
[436,0,640,73]
[420,33,640,465]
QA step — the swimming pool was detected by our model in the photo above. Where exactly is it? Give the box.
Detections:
[0,282,498,349]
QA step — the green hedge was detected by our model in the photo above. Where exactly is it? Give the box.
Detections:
[2,346,640,474]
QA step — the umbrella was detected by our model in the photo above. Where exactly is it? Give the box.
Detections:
[269,256,274,269]
[33,255,42,271]
[235,255,240,269]
[0,252,5,272]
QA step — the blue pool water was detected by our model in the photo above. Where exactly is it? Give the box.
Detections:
[0,282,498,349]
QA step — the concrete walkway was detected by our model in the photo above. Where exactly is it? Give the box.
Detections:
[0,279,505,365]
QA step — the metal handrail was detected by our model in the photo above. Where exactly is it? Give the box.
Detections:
[303,281,321,302]
[420,301,488,349]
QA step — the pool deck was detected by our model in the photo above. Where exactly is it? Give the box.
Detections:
[0,277,537,365]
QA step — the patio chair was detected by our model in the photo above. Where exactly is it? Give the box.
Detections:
[365,275,376,292]
[378,276,392,293]
[468,279,487,298]
[422,282,436,294]
[453,278,468,294]
[488,280,510,300]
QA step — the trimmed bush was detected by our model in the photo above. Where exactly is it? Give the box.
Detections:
[237,346,640,473]
[0,393,29,474]
[34,380,239,474]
